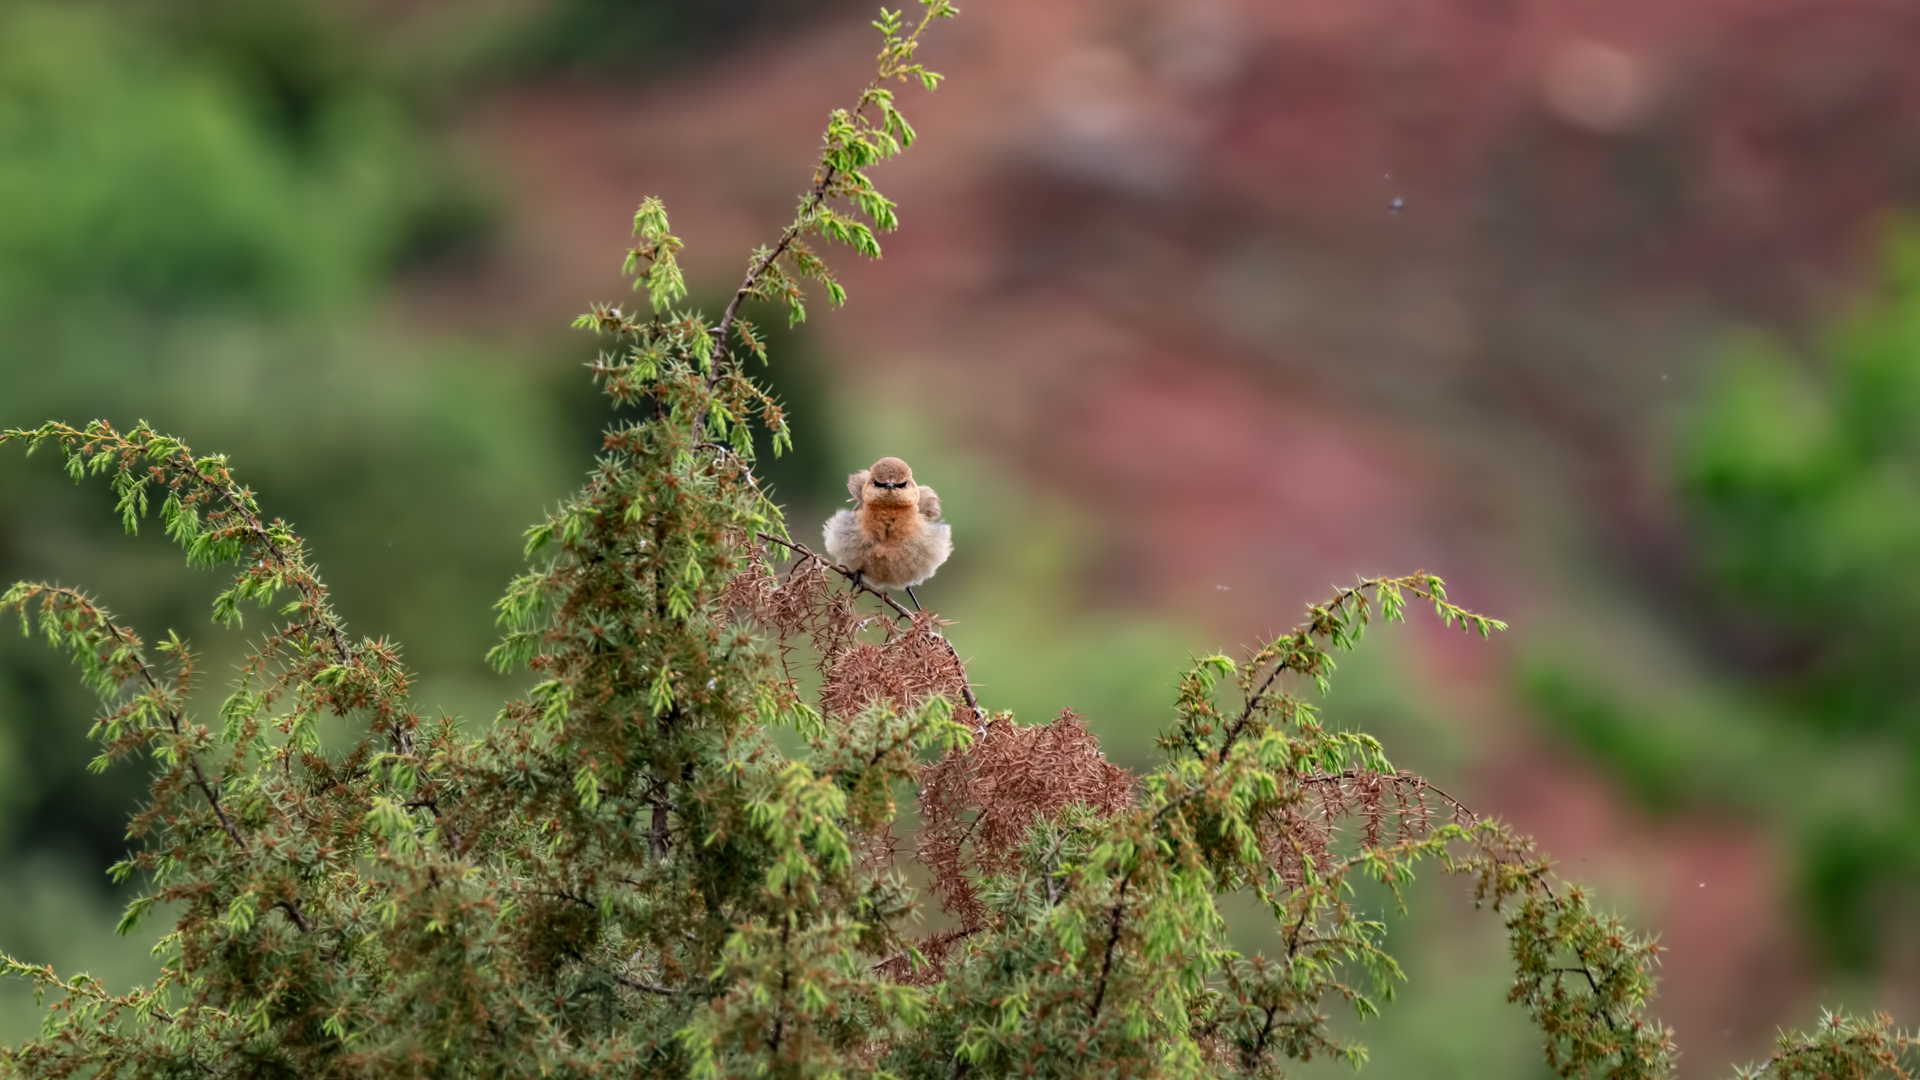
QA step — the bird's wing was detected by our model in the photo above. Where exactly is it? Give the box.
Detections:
[916,485,942,520]
[823,509,862,567]
[846,469,870,503]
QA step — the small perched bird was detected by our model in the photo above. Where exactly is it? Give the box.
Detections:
[823,456,952,610]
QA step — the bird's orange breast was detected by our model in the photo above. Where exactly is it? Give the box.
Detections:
[860,502,924,546]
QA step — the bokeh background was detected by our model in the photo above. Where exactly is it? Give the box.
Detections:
[4,0,1920,1073]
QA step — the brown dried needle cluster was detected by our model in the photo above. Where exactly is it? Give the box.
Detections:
[727,534,977,724]
[917,709,1133,929]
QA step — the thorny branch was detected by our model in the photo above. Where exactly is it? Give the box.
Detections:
[1737,1018,1917,1080]
[7,423,457,837]
[12,586,315,933]
[705,1,948,387]
[190,459,468,857]
[709,166,838,386]
[755,530,982,724]
[34,587,247,853]
[1221,575,1469,758]
[1295,768,1624,1030]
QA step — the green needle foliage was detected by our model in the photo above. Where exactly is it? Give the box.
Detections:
[0,6,1912,1077]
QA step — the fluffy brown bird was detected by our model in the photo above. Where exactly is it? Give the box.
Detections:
[823,456,952,610]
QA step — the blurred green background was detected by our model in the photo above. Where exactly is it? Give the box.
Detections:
[0,0,591,1041]
[2,0,1919,1073]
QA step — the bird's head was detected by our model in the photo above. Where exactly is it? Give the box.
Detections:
[862,457,919,508]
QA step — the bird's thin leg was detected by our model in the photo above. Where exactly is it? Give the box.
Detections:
[850,569,864,588]
[905,586,922,612]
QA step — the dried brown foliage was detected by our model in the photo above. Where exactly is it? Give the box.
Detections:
[728,536,978,723]
[917,709,1133,928]
[722,548,847,654]
[820,616,970,720]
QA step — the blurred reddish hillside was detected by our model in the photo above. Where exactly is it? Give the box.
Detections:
[411,0,1920,1069]
[448,0,1920,609]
